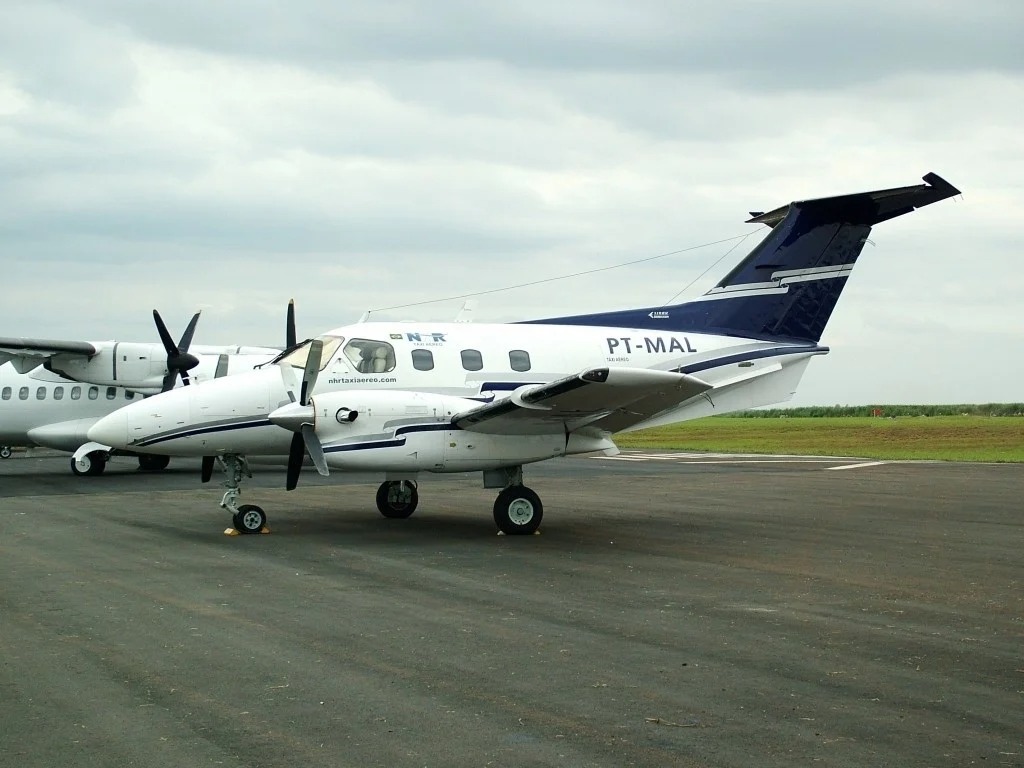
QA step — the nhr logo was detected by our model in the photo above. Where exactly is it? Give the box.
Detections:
[406,332,447,344]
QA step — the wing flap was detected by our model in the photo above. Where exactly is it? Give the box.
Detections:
[454,367,712,435]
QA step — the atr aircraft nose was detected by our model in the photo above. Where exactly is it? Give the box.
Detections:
[88,409,129,448]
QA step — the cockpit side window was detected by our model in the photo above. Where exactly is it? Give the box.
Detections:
[343,339,396,374]
[278,335,345,372]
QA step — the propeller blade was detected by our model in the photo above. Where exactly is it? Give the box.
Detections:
[153,310,179,356]
[201,456,215,483]
[160,371,177,393]
[299,339,323,406]
[286,432,305,491]
[177,312,201,354]
[286,299,297,350]
[180,369,191,387]
[301,423,329,476]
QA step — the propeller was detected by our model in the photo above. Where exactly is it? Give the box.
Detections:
[268,339,329,490]
[286,298,297,350]
[153,310,201,392]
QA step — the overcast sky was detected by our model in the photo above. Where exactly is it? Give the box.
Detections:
[1,1,1021,405]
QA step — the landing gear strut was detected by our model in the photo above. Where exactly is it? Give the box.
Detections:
[71,450,108,477]
[487,466,543,535]
[376,480,419,518]
[217,454,266,534]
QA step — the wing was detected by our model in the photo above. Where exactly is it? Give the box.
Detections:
[0,337,98,373]
[453,367,712,435]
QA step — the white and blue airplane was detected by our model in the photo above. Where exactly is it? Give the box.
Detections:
[88,173,960,535]
[0,310,283,474]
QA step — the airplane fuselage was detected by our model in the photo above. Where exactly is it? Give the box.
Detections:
[89,320,826,468]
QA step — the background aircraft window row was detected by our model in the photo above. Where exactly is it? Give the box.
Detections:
[461,349,483,372]
[1,383,134,401]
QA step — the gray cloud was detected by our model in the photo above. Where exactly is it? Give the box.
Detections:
[0,0,1020,404]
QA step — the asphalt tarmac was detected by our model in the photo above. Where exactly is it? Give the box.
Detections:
[1,451,1021,767]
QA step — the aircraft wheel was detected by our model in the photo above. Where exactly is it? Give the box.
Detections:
[376,481,418,519]
[0,446,11,459]
[232,504,267,534]
[71,451,108,477]
[493,486,543,535]
[138,454,170,471]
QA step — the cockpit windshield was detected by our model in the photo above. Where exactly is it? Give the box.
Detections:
[277,335,344,371]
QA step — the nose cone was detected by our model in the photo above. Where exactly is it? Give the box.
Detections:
[88,409,129,448]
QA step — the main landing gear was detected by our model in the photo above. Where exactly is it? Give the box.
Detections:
[137,454,170,472]
[71,449,108,477]
[488,466,543,535]
[376,480,419,519]
[0,446,12,460]
[216,454,268,535]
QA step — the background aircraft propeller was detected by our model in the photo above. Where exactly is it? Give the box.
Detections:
[153,310,201,392]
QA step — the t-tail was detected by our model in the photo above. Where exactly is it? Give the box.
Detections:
[523,172,960,343]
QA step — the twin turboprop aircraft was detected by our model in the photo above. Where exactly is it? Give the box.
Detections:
[0,310,282,474]
[89,173,961,535]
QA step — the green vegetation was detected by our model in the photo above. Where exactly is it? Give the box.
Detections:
[617,415,1024,462]
[723,404,1024,418]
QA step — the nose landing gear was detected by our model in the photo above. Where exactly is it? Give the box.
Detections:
[216,454,268,535]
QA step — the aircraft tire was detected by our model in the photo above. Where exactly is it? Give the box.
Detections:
[493,486,543,535]
[232,505,267,534]
[71,451,107,477]
[0,446,11,459]
[138,454,171,472]
[376,481,418,519]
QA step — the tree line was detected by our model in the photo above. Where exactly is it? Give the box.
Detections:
[724,404,1024,418]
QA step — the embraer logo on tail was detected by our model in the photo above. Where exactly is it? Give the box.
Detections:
[607,336,697,354]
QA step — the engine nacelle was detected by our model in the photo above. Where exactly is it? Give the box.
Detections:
[47,342,168,393]
[306,389,568,473]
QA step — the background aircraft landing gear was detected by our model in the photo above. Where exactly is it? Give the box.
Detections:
[376,480,418,519]
[0,446,11,459]
[493,485,543,535]
[71,450,108,477]
[137,454,170,472]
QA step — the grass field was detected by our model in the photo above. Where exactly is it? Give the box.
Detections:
[616,416,1024,462]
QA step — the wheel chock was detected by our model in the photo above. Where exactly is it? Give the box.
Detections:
[223,526,272,536]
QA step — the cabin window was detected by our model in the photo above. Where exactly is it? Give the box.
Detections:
[125,390,135,400]
[343,339,396,374]
[509,350,531,372]
[106,387,117,400]
[36,387,46,400]
[70,386,81,400]
[19,386,29,400]
[460,349,483,372]
[411,349,434,371]
[53,386,64,401]
[88,386,99,400]
[1,387,10,400]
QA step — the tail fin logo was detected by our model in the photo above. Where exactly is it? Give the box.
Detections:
[648,311,669,319]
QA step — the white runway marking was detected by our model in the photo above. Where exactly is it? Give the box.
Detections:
[590,451,890,471]
[826,461,888,471]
